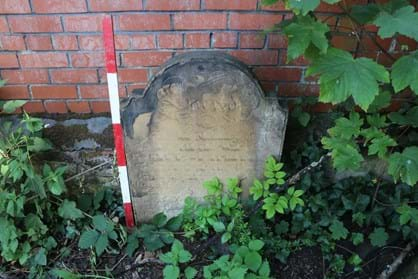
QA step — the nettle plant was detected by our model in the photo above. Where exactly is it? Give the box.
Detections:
[263,0,418,187]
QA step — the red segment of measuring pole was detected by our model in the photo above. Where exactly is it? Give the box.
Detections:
[102,15,135,228]
[103,16,117,74]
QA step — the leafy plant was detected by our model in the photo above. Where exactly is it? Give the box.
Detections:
[159,240,197,279]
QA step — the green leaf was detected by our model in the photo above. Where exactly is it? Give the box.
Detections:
[34,248,47,266]
[212,221,225,233]
[92,215,108,232]
[166,215,183,231]
[178,249,192,263]
[369,228,388,247]
[328,112,363,140]
[250,179,264,200]
[322,137,364,170]
[306,48,389,110]
[368,134,396,158]
[221,232,232,244]
[388,147,418,186]
[95,234,108,256]
[58,199,84,220]
[392,51,418,94]
[258,260,270,277]
[288,0,320,15]
[160,252,175,265]
[374,6,418,40]
[228,267,247,279]
[245,251,262,272]
[367,90,391,113]
[329,220,349,240]
[152,212,168,228]
[351,233,364,246]
[185,267,198,279]
[126,234,139,257]
[203,178,221,195]
[28,137,52,152]
[78,230,100,249]
[283,15,329,61]
[2,100,27,113]
[51,269,80,279]
[163,265,180,279]
[389,106,418,128]
[249,240,264,251]
[350,4,380,24]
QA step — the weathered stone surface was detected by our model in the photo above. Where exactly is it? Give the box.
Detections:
[122,52,287,221]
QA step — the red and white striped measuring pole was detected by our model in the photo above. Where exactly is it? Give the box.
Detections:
[102,15,135,228]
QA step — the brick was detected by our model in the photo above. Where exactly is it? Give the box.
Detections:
[259,1,288,11]
[279,51,309,66]
[45,101,68,113]
[79,85,108,98]
[19,53,68,68]
[316,2,343,13]
[32,0,87,13]
[213,32,237,48]
[205,0,257,10]
[158,34,183,49]
[0,17,8,32]
[268,34,287,49]
[9,16,62,33]
[90,101,110,113]
[254,67,302,81]
[64,14,104,32]
[89,0,142,11]
[0,54,19,68]
[118,69,148,83]
[122,51,172,67]
[67,101,91,113]
[53,35,78,50]
[0,0,31,14]
[32,85,77,99]
[185,33,210,48]
[131,34,156,49]
[50,69,98,83]
[115,35,130,50]
[0,35,26,50]
[230,13,281,30]
[229,50,278,65]
[0,86,29,99]
[23,101,45,113]
[78,35,103,50]
[26,35,53,50]
[119,14,170,31]
[239,33,265,48]
[174,13,227,30]
[278,83,319,97]
[71,53,105,67]
[145,0,199,10]
[1,69,49,84]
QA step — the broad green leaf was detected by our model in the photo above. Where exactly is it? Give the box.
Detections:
[2,100,27,113]
[34,248,47,266]
[288,0,320,15]
[350,4,380,23]
[95,234,108,256]
[368,134,396,158]
[388,106,418,128]
[329,220,348,240]
[212,221,226,233]
[166,215,183,231]
[245,251,262,272]
[306,48,389,110]
[126,234,139,257]
[163,265,180,279]
[152,212,168,228]
[374,6,418,40]
[250,179,264,200]
[51,269,80,279]
[367,90,391,113]
[249,239,264,251]
[160,252,175,265]
[283,15,329,61]
[178,249,192,263]
[58,199,83,220]
[388,147,418,186]
[328,113,363,140]
[78,230,99,249]
[259,260,271,276]
[203,178,221,195]
[27,137,52,152]
[228,267,247,279]
[92,215,108,232]
[322,137,364,170]
[369,228,388,247]
[221,232,232,244]
[185,267,198,279]
[392,51,418,94]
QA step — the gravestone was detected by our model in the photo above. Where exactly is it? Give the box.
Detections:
[121,52,287,221]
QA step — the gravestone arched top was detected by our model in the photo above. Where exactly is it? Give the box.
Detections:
[121,51,288,221]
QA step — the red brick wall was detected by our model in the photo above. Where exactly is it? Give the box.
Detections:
[0,0,414,113]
